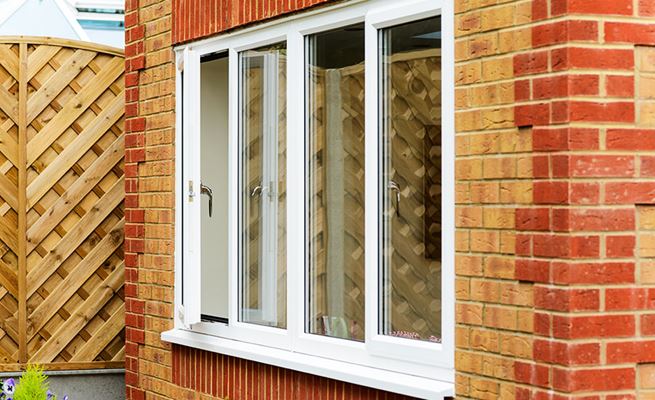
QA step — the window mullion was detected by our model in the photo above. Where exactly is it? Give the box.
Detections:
[363,18,379,347]
[286,29,305,349]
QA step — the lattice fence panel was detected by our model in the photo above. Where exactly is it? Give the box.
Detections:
[0,42,20,364]
[0,38,124,370]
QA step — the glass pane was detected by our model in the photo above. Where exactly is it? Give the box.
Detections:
[240,43,287,329]
[380,17,442,342]
[200,54,229,322]
[306,24,365,341]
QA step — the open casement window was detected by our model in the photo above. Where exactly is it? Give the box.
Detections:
[179,47,202,328]
[168,0,454,397]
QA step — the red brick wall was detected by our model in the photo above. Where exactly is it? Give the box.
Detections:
[172,0,339,44]
[456,0,655,398]
[171,345,415,399]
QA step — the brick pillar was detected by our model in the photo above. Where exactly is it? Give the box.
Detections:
[124,0,149,399]
[456,0,655,398]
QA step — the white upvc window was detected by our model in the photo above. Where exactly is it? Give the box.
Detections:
[164,0,454,398]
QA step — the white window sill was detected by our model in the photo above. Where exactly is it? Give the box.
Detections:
[162,328,454,399]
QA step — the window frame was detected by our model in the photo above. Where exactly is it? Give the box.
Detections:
[166,0,455,396]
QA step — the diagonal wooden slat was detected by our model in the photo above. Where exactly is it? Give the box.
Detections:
[26,177,124,296]
[0,46,19,80]
[0,216,18,254]
[26,50,96,124]
[70,303,124,362]
[29,261,123,363]
[27,45,61,82]
[26,56,123,164]
[26,92,124,208]
[111,347,125,361]
[28,219,124,339]
[0,127,18,167]
[0,259,18,297]
[0,172,18,211]
[26,135,123,252]
[0,85,18,124]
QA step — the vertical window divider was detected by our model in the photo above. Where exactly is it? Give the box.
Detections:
[261,51,280,324]
[228,47,239,328]
[286,29,305,350]
[363,16,379,350]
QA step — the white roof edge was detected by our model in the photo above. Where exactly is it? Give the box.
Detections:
[53,0,90,41]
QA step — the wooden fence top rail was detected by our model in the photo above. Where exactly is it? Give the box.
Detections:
[0,36,124,57]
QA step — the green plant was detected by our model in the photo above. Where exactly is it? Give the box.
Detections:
[13,364,48,400]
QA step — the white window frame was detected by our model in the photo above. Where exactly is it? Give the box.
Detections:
[239,49,283,326]
[164,0,454,398]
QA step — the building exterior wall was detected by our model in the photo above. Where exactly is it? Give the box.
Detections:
[455,0,655,398]
[125,0,655,398]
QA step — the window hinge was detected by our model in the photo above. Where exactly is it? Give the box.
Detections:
[188,180,195,201]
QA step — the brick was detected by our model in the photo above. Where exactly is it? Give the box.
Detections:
[514,362,550,388]
[570,183,599,205]
[643,315,655,335]
[534,286,599,312]
[568,101,635,123]
[553,315,635,339]
[606,288,655,310]
[606,182,655,204]
[606,235,636,258]
[607,129,655,150]
[607,75,635,98]
[552,262,635,284]
[605,22,655,45]
[570,155,635,177]
[640,98,655,122]
[532,20,598,48]
[640,364,655,389]
[640,206,655,229]
[514,51,549,76]
[516,208,549,231]
[607,341,655,363]
[552,0,634,16]
[641,0,655,16]
[533,339,600,365]
[552,367,635,392]
[532,128,568,151]
[515,259,550,283]
[552,47,634,71]
[640,74,655,100]
[534,182,569,205]
[551,208,635,231]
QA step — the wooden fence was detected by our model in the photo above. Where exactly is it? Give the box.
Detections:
[0,37,124,371]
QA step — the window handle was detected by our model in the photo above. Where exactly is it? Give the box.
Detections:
[388,180,401,217]
[250,185,265,198]
[200,183,213,217]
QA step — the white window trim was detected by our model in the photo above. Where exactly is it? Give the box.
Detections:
[165,0,455,397]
